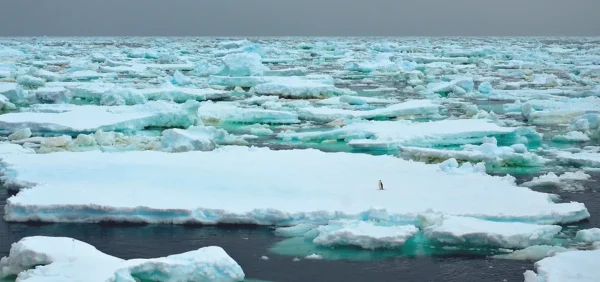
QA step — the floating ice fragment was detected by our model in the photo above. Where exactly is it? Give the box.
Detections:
[492,245,569,261]
[421,215,562,249]
[0,236,245,282]
[523,249,600,282]
[575,228,600,243]
[552,131,591,143]
[298,100,442,122]
[198,102,299,125]
[312,220,419,249]
[305,254,323,260]
[0,100,200,134]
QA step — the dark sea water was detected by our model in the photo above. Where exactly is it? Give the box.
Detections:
[1,173,598,282]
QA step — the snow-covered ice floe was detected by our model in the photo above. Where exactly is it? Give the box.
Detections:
[420,215,562,249]
[521,171,591,189]
[524,249,600,282]
[575,228,600,243]
[279,119,539,150]
[0,146,588,225]
[553,151,600,168]
[198,101,300,124]
[400,137,547,167]
[0,101,200,134]
[68,83,230,104]
[297,100,443,122]
[309,220,419,249]
[0,236,245,282]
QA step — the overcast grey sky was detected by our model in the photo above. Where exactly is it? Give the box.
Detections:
[0,0,598,36]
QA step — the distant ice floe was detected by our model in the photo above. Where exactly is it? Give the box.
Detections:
[0,100,200,134]
[0,236,245,282]
[400,137,547,167]
[297,100,443,122]
[279,119,539,150]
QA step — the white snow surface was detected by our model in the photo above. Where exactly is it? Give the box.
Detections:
[1,147,588,225]
[0,236,245,282]
[524,249,600,282]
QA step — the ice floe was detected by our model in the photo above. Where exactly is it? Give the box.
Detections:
[0,100,199,134]
[524,249,600,282]
[575,228,600,243]
[198,101,300,124]
[400,137,547,167]
[279,119,538,150]
[0,147,588,224]
[310,220,419,249]
[421,215,562,249]
[298,100,442,122]
[0,236,245,282]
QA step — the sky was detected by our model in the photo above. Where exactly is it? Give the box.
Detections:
[0,0,598,36]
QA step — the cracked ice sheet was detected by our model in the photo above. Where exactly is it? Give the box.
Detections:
[0,236,245,282]
[1,146,588,225]
[524,249,600,282]
[279,119,534,149]
[0,101,199,134]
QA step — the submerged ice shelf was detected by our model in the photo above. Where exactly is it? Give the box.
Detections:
[0,236,245,282]
[0,146,588,225]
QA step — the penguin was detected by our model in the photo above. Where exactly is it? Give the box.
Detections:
[378,180,384,190]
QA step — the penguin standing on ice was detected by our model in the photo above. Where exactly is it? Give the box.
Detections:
[378,180,384,190]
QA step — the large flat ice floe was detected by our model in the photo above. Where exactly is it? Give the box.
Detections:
[524,249,600,282]
[1,146,588,225]
[279,119,538,149]
[0,101,199,134]
[0,236,245,282]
